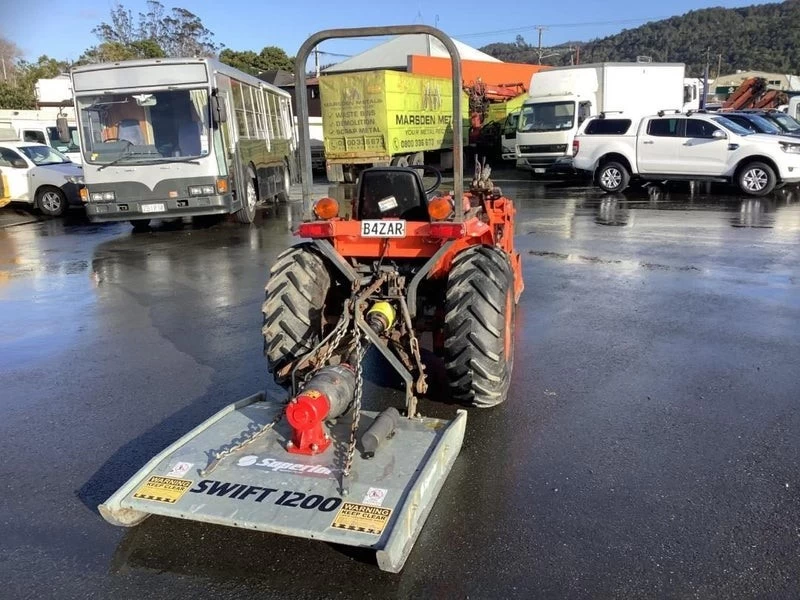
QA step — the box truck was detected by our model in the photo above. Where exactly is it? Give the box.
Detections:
[514,62,688,175]
[320,70,468,182]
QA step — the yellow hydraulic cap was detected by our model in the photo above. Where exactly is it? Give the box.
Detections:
[366,301,396,335]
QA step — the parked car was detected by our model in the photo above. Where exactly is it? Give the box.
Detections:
[0,142,84,216]
[742,109,800,137]
[717,111,799,137]
[573,111,800,196]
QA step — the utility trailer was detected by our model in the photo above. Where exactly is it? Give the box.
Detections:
[100,24,524,573]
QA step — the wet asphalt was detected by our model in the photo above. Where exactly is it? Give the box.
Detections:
[1,174,800,599]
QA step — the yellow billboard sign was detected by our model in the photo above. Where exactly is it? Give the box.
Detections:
[321,70,468,160]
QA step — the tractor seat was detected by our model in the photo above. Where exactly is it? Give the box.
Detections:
[356,167,429,221]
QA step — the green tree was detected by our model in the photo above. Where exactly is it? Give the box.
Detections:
[219,46,295,76]
[0,54,70,109]
[0,37,22,85]
[79,0,219,65]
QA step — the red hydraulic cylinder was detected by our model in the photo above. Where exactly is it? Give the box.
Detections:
[285,364,355,455]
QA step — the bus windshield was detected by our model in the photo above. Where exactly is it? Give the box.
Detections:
[76,89,210,164]
[518,101,576,132]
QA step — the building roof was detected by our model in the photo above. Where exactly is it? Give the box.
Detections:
[258,70,295,87]
[323,34,500,73]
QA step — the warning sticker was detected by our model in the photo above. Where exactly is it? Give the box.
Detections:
[133,476,192,504]
[331,502,393,535]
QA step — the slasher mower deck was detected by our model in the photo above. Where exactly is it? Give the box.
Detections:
[100,392,466,573]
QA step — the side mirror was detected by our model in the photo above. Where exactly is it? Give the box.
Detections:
[211,95,228,125]
[712,129,727,139]
[56,116,71,143]
[11,158,28,169]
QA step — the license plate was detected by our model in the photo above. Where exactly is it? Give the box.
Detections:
[534,168,546,174]
[141,203,165,213]
[360,220,406,238]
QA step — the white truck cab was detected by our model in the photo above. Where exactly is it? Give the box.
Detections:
[0,109,82,164]
[500,109,520,161]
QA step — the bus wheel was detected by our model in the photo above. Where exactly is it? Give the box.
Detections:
[277,164,291,203]
[236,168,257,224]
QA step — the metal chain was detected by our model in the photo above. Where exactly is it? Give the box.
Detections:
[317,301,352,370]
[200,404,286,477]
[343,330,364,479]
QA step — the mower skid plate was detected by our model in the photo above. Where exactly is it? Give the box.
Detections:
[99,392,467,573]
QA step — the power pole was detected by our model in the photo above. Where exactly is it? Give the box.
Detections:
[702,46,711,109]
[716,53,722,80]
[533,25,560,64]
[536,26,547,64]
[314,47,320,78]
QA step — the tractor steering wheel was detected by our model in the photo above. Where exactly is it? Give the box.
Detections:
[407,164,442,196]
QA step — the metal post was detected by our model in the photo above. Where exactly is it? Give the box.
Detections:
[294,25,463,222]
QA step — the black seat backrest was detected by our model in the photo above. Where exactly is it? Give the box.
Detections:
[356,167,428,221]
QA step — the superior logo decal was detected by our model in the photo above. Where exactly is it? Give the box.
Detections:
[236,455,334,477]
[190,479,342,512]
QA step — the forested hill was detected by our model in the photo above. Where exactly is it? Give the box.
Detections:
[479,0,800,76]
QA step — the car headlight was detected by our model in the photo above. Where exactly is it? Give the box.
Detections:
[65,175,84,185]
[779,142,800,154]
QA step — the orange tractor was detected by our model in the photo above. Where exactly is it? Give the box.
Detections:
[97,26,524,574]
[263,28,524,417]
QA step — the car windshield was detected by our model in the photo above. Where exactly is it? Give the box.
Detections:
[76,88,210,165]
[770,112,800,132]
[518,101,575,132]
[17,145,71,165]
[46,126,81,153]
[712,116,753,136]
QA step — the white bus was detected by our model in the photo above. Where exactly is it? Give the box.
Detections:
[70,58,296,226]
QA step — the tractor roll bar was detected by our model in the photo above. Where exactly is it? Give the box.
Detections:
[294,25,464,221]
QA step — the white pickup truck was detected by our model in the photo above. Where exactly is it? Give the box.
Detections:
[572,111,800,196]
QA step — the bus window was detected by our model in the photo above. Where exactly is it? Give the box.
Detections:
[231,80,248,139]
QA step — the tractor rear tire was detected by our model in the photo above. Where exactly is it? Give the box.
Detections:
[444,245,515,408]
[262,244,331,384]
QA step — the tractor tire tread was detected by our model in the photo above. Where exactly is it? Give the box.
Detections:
[262,244,330,382]
[443,245,514,408]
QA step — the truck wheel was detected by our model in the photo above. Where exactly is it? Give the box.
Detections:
[36,187,66,217]
[596,161,630,193]
[391,156,409,167]
[277,164,291,203]
[262,244,331,384]
[738,162,776,196]
[235,168,257,223]
[444,245,515,408]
